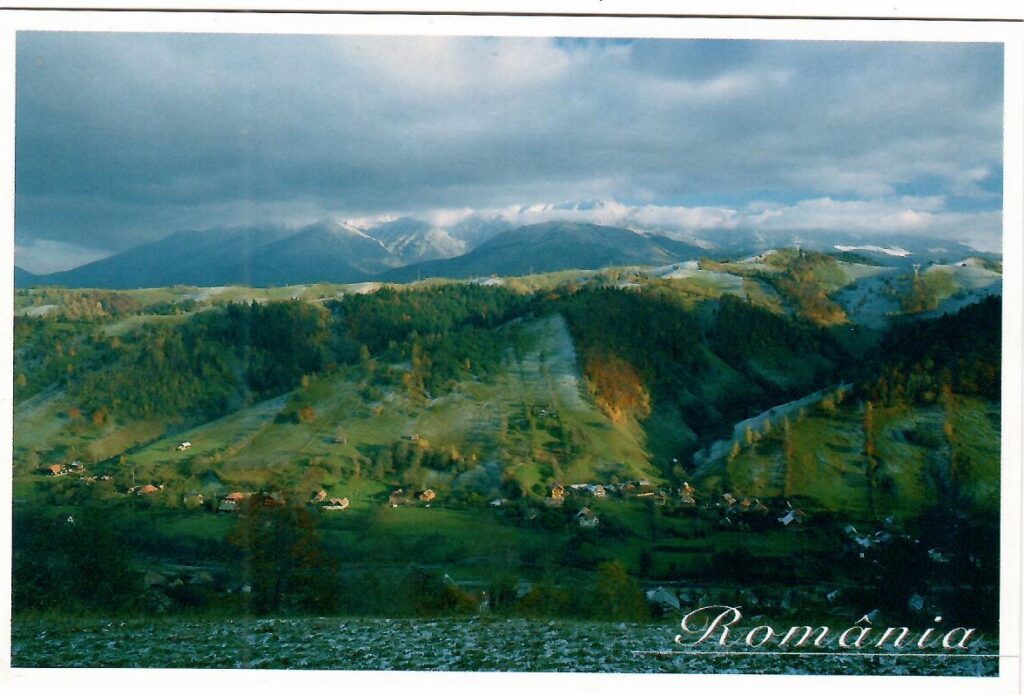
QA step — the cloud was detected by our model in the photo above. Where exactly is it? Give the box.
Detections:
[364,195,1002,253]
[14,33,1003,267]
[742,196,1001,248]
[14,238,112,274]
[498,195,993,240]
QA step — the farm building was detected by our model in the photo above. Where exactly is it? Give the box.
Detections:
[576,507,599,528]
[546,483,565,505]
[388,489,409,507]
[258,492,285,507]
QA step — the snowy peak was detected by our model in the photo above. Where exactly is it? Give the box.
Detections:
[364,217,467,263]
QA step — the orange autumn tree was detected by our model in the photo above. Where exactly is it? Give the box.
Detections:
[584,352,651,423]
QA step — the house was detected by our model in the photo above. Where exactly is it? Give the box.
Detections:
[852,534,874,549]
[137,484,161,495]
[779,509,798,526]
[418,489,436,503]
[589,484,607,498]
[45,464,64,476]
[259,491,285,507]
[224,491,248,502]
[576,506,599,528]
[177,441,192,451]
[722,492,737,506]
[310,489,327,504]
[388,489,408,508]
[68,459,83,470]
[218,499,239,513]
[323,497,350,511]
[490,498,504,507]
[547,483,566,505]
[405,433,420,442]
[681,481,696,497]
[183,493,205,508]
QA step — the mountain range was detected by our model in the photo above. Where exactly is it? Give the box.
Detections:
[15,202,995,289]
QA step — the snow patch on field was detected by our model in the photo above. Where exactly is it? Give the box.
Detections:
[344,282,382,295]
[924,262,1001,291]
[189,286,229,301]
[656,262,744,293]
[835,244,911,258]
[10,616,997,675]
[21,304,58,317]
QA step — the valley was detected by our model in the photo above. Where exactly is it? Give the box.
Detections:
[11,243,1002,670]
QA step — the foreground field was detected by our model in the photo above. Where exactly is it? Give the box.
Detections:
[10,615,997,675]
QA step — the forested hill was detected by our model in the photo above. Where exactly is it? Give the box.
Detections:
[13,274,1000,511]
[862,295,1001,405]
[15,281,853,482]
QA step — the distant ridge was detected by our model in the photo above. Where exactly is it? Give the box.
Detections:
[14,266,37,286]
[381,221,707,281]
[17,222,395,289]
[15,208,996,289]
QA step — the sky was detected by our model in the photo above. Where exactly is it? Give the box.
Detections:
[14,32,1004,273]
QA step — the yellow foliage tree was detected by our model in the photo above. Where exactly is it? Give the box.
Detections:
[584,352,651,423]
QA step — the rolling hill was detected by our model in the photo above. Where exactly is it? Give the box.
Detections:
[11,259,1002,631]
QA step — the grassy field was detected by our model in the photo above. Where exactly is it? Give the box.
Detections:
[693,395,999,520]
[98,313,663,500]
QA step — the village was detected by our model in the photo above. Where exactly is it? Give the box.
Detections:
[36,438,812,533]
[25,422,956,639]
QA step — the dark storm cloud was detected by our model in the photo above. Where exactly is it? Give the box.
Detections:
[14,32,1003,270]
